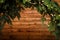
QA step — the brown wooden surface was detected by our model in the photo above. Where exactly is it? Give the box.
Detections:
[0,0,60,40]
[0,8,54,40]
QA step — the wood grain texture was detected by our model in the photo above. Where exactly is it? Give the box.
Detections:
[1,0,60,40]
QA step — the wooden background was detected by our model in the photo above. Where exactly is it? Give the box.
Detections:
[0,0,60,40]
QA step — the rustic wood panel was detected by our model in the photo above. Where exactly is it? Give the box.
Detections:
[1,0,60,40]
[0,8,54,40]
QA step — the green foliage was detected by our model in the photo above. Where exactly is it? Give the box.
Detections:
[0,0,21,29]
[0,0,60,40]
[41,17,46,24]
[48,21,56,32]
